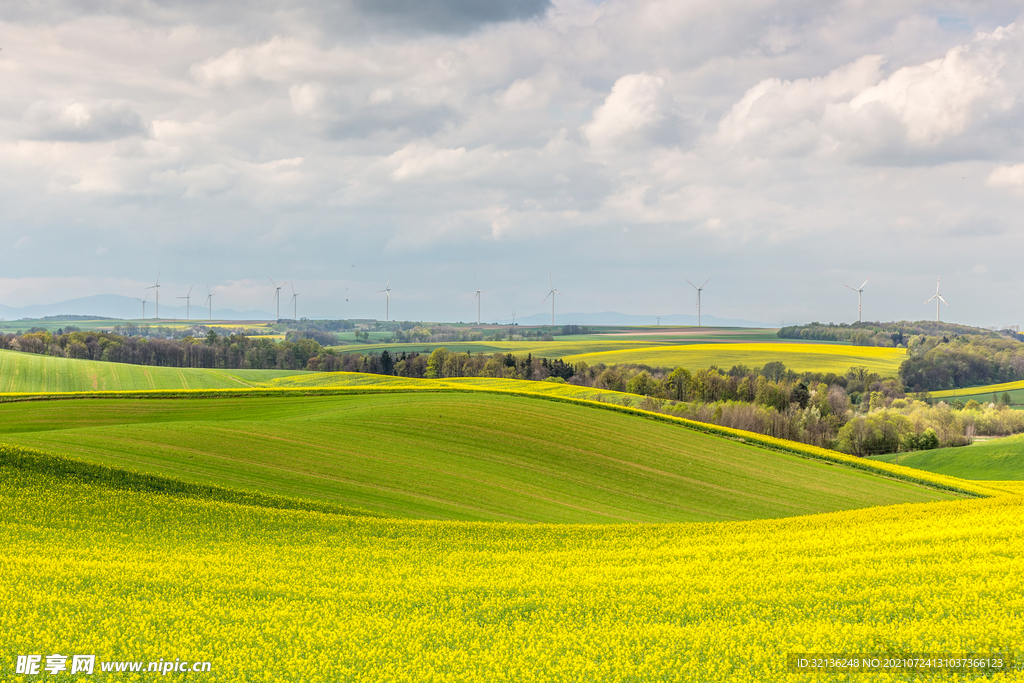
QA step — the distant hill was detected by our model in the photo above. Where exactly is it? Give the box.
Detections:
[503,311,773,328]
[0,294,272,321]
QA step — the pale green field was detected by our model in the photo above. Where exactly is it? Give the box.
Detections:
[930,379,1024,406]
[869,434,1024,481]
[0,349,309,392]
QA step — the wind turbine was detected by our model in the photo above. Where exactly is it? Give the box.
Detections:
[135,293,149,319]
[177,285,193,321]
[269,277,288,321]
[472,277,482,325]
[924,276,948,322]
[376,275,392,322]
[204,284,214,321]
[145,270,161,320]
[845,276,871,323]
[289,283,301,320]
[542,273,561,326]
[687,278,710,327]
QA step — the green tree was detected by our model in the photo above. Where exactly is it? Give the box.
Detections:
[919,428,939,450]
[626,371,656,396]
[664,367,692,401]
[791,382,810,409]
[425,347,449,379]
[761,361,787,382]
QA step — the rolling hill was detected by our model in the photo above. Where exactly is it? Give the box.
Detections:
[0,391,959,523]
[0,348,310,392]
[869,434,1024,480]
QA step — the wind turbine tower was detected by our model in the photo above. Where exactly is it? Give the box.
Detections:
[205,284,214,321]
[269,277,288,321]
[924,276,948,322]
[376,275,392,322]
[145,270,161,320]
[845,276,871,323]
[473,277,483,325]
[542,273,561,326]
[290,283,301,320]
[687,278,710,327]
[177,285,193,321]
[135,293,149,319]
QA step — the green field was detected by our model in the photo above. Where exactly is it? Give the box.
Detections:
[930,379,1024,406]
[0,349,310,392]
[869,434,1024,480]
[0,392,957,523]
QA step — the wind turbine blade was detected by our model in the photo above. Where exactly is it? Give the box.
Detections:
[924,295,937,304]
[542,292,551,303]
[686,279,696,290]
[938,295,948,305]
[269,276,277,288]
[860,277,871,289]
[844,284,857,291]
[701,278,710,288]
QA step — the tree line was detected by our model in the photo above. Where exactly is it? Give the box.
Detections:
[5,325,1024,457]
[2,328,323,371]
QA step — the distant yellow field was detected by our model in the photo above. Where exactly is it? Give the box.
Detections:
[931,380,1024,399]
[561,342,906,375]
[338,340,905,374]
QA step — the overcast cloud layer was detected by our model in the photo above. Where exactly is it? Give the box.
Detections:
[1,0,1023,326]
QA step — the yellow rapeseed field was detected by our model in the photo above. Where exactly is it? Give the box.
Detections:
[2,464,1022,682]
[561,342,906,375]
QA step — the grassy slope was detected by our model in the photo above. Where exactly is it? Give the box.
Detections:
[1,467,1020,682]
[0,349,309,392]
[869,433,1024,480]
[930,379,1024,407]
[0,392,955,524]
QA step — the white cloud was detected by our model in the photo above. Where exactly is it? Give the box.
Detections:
[2,3,1024,325]
[583,72,671,154]
[716,23,1024,161]
[716,55,886,155]
[22,100,150,142]
[388,143,468,180]
[988,163,1024,188]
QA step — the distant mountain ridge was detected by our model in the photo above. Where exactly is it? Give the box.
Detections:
[501,311,774,328]
[1,296,773,328]
[0,294,273,321]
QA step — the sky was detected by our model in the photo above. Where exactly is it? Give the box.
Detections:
[1,0,1023,326]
